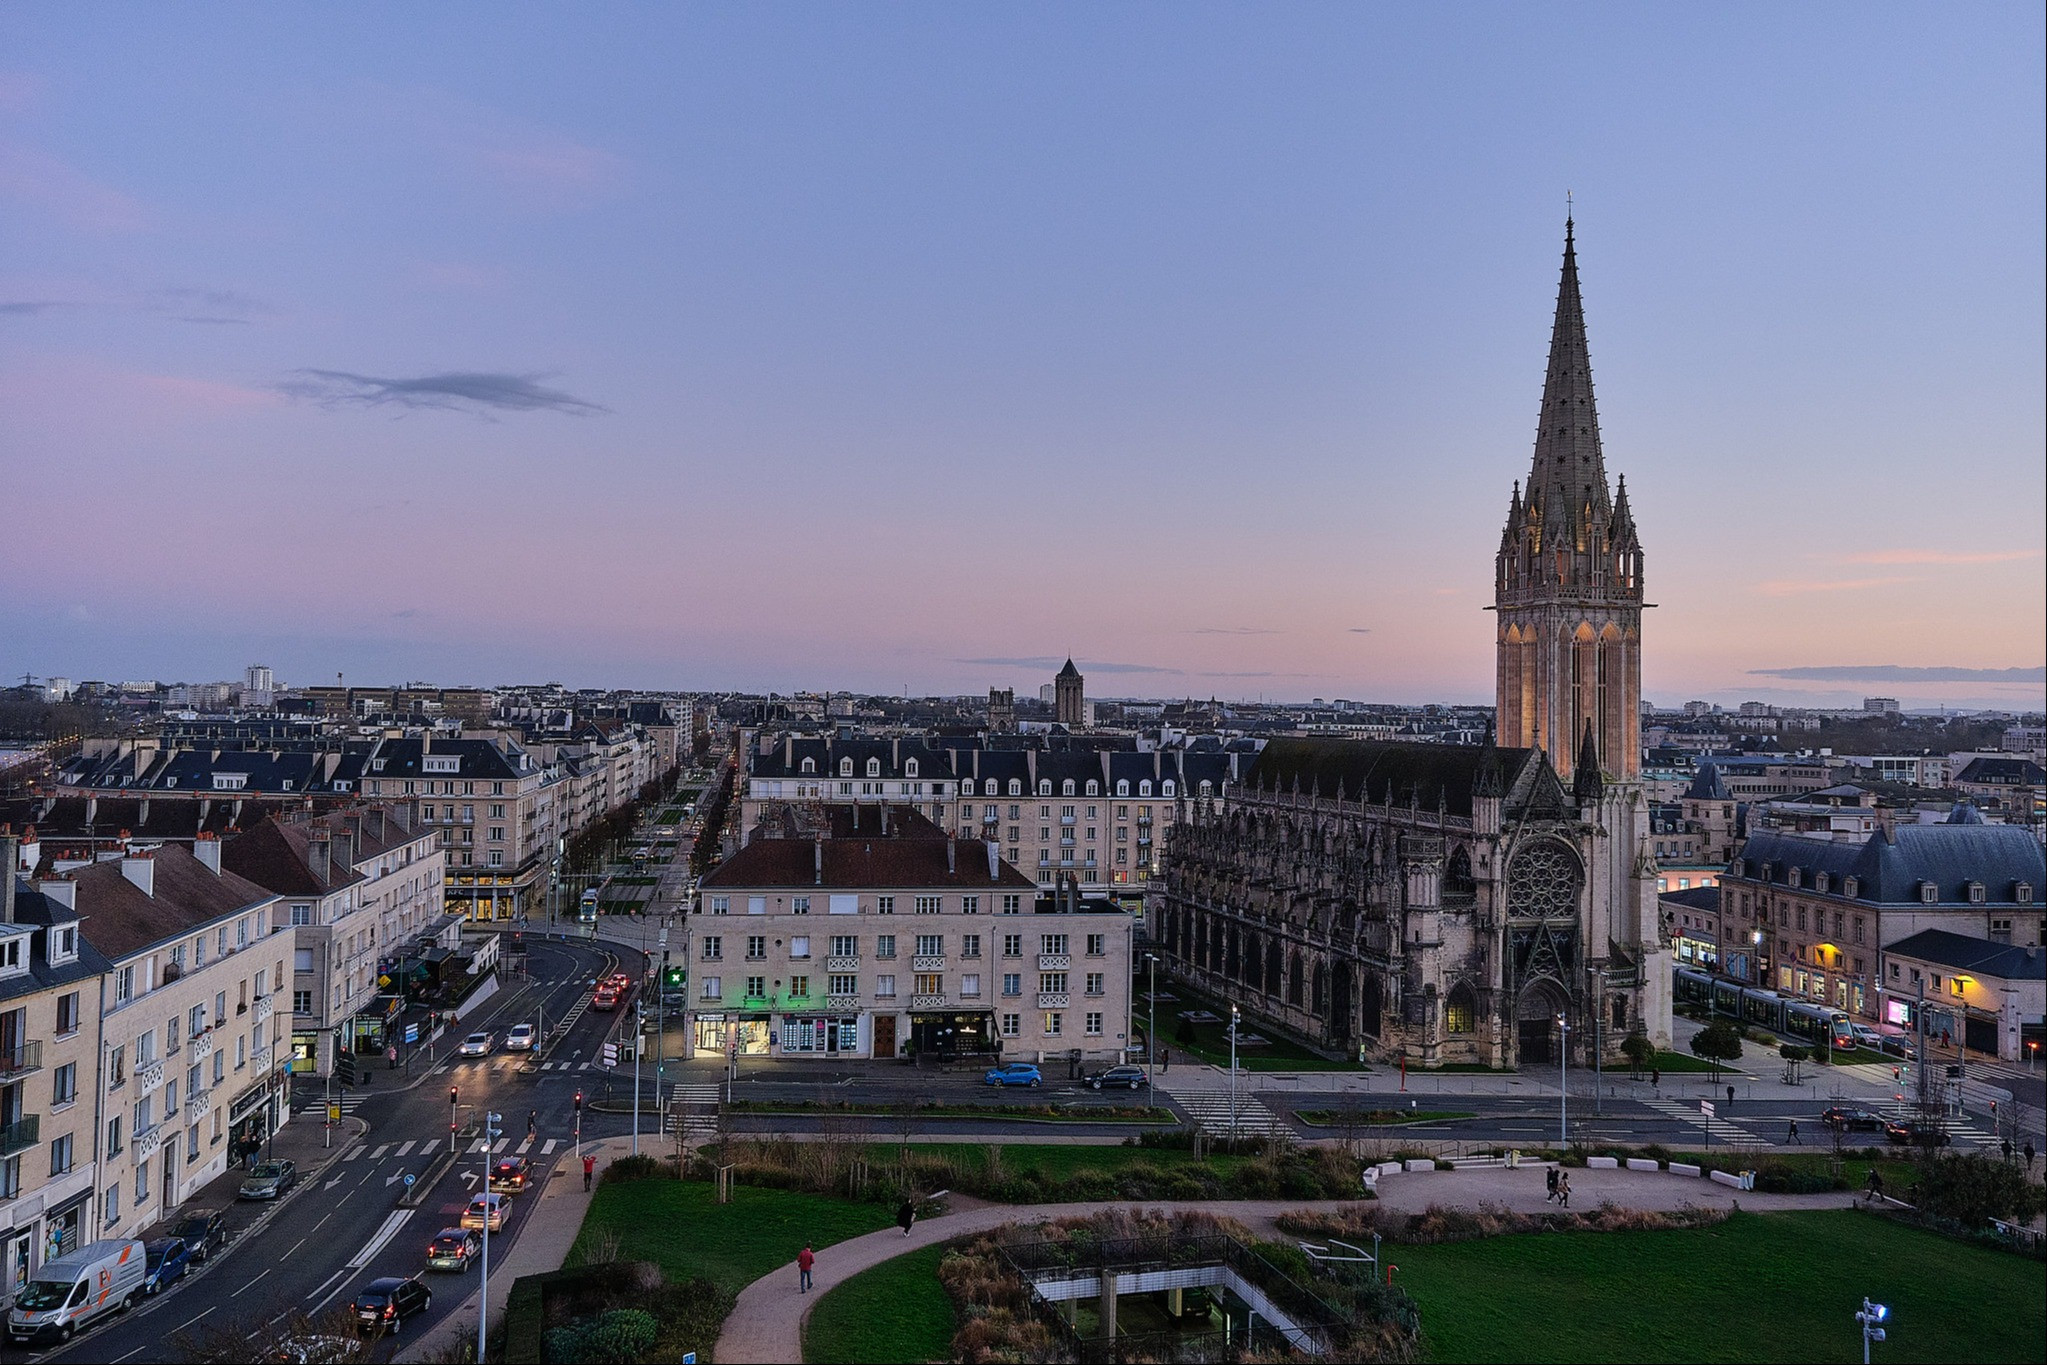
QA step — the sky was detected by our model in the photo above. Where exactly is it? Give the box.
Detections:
[2,3,2042,712]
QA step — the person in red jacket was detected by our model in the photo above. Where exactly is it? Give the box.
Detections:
[583,1153,596,1190]
[798,1244,815,1292]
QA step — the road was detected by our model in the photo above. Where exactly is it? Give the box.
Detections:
[24,936,643,1365]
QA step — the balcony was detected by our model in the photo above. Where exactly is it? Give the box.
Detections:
[1036,993,1070,1009]
[1059,836,1076,847]
[826,956,859,972]
[911,994,948,1010]
[912,955,945,972]
[134,1122,166,1163]
[1037,954,1070,970]
[186,1089,212,1123]
[190,1032,216,1065]
[0,1116,38,1157]
[0,1040,43,1080]
[254,997,276,1024]
[826,995,860,1011]
[137,1061,166,1094]
[1060,814,1076,825]
[982,811,999,823]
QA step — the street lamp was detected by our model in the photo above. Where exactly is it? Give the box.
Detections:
[1855,1298,1889,1364]
[1557,1012,1569,1149]
[1229,1003,1240,1145]
[1750,929,1764,987]
[478,1110,502,1365]
[1144,954,1157,1111]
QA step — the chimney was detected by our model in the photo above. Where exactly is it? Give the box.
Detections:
[946,840,957,876]
[986,840,999,881]
[309,835,332,885]
[368,806,386,842]
[334,821,357,872]
[814,838,824,886]
[35,874,75,913]
[192,831,222,875]
[880,803,890,836]
[120,850,156,898]
[17,826,36,877]
[420,731,431,755]
[0,830,15,924]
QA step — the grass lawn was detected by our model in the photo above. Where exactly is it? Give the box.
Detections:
[1148,986,1367,1072]
[1395,1209,2045,1363]
[570,1179,895,1295]
[801,1243,954,1364]
[862,1141,1249,1179]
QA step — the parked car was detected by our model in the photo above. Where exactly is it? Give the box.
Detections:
[172,1210,228,1263]
[425,1228,481,1272]
[1879,1035,1919,1061]
[504,1023,537,1052]
[1820,1107,1885,1132]
[1884,1119,1952,1148]
[459,1031,494,1057]
[1084,1064,1148,1092]
[461,1192,509,1233]
[142,1238,192,1296]
[489,1157,531,1193]
[7,1239,147,1344]
[239,1160,299,1200]
[983,1063,1043,1088]
[1849,1025,1885,1050]
[349,1276,432,1335]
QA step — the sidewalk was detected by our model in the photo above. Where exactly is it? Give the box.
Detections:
[713,1166,1853,1363]
[397,1137,628,1364]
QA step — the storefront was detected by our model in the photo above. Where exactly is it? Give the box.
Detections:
[909,1010,993,1057]
[693,1013,772,1057]
[348,996,405,1054]
[228,1064,290,1164]
[290,1031,321,1074]
[777,1015,861,1054]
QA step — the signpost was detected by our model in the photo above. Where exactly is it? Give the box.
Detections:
[1701,1099,1715,1149]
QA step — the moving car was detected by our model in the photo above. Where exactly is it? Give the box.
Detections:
[1820,1107,1885,1132]
[461,1192,509,1233]
[504,1023,537,1052]
[591,986,620,1011]
[489,1156,531,1193]
[983,1062,1043,1088]
[425,1228,482,1272]
[459,1031,494,1057]
[239,1160,299,1200]
[1084,1064,1147,1091]
[1879,1035,1919,1061]
[142,1237,192,1295]
[7,1239,147,1344]
[172,1209,228,1263]
[350,1276,432,1335]
[1884,1119,1952,1148]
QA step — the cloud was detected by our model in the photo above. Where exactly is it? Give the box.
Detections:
[0,143,146,231]
[1755,575,1914,597]
[1747,664,2046,684]
[1346,628,1372,634]
[1188,627,1280,636]
[279,369,606,417]
[958,656,1182,675]
[0,300,61,315]
[392,608,422,619]
[1839,548,2043,566]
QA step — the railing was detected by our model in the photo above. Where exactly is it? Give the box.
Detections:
[1038,954,1070,970]
[0,1040,43,1079]
[0,1116,39,1156]
[1060,814,1076,825]
[190,1032,217,1065]
[911,994,948,1009]
[186,1089,212,1122]
[826,956,859,972]
[1036,993,1069,1009]
[826,995,860,1011]
[254,997,276,1024]
[134,1122,165,1163]
[137,1061,166,1093]
[912,955,945,971]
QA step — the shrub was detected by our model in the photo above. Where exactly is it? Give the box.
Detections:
[598,1154,670,1186]
[545,1308,659,1364]
[1911,1152,2047,1227]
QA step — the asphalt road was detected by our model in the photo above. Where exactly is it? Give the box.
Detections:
[22,937,644,1365]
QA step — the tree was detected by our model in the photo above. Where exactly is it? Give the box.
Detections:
[1912,1152,2047,1227]
[1690,1022,1744,1084]
[1620,1032,1655,1077]
[1778,1043,1809,1085]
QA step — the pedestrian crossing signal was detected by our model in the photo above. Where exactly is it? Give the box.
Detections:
[336,1052,358,1086]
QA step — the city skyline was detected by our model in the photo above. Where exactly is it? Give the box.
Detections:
[3,5,2042,711]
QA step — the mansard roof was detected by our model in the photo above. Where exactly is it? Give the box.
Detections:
[1733,824,2044,906]
[700,836,1036,892]
[1884,929,2045,982]
[1247,738,1541,818]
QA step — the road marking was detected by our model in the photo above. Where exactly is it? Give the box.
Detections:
[283,1237,307,1260]
[395,1140,417,1157]
[541,1138,559,1154]
[323,1175,345,1189]
[308,1212,333,1235]
[170,1306,215,1333]
[370,1144,390,1159]
[516,1137,533,1154]
[341,1144,367,1162]
[347,1210,414,1269]
[493,1137,510,1153]
[230,1268,271,1298]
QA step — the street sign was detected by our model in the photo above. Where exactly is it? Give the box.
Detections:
[327,1103,341,1123]
[1700,1100,1715,1119]
[404,1023,421,1044]
[601,1043,619,1067]
[404,1173,416,1187]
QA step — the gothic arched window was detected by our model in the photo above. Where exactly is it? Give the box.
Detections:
[1445,982,1478,1034]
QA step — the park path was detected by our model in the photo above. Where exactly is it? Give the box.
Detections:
[714,1166,1852,1363]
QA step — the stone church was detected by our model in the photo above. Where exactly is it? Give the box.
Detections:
[1153,221,1672,1067]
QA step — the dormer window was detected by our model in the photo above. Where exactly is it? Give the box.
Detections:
[801,758,816,774]
[1139,780,1153,797]
[839,758,853,777]
[1843,876,1858,898]
[1116,780,1129,797]
[1037,780,1051,796]
[52,925,77,963]
[1007,780,1022,796]
[905,759,919,779]
[1967,881,1985,904]
[1062,780,1075,796]
[1813,873,1828,893]
[1787,868,1801,889]
[0,934,24,977]
[1920,882,1938,904]
[866,758,881,778]
[2016,882,2034,904]
[1199,780,1214,797]
[1162,780,1177,797]
[1085,780,1098,796]
[961,778,975,795]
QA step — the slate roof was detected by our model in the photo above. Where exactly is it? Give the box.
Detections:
[63,843,280,961]
[1658,885,1722,913]
[364,736,530,780]
[220,806,425,898]
[1684,762,1732,801]
[1,879,115,1005]
[1247,738,1537,818]
[1733,824,2045,907]
[1883,929,2046,982]
[1955,757,2046,786]
[701,837,1037,892]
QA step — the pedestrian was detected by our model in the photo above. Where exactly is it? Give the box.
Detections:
[798,1244,815,1293]
[387,1044,398,1070]
[897,1199,917,1238]
[1558,1172,1571,1209]
[1787,1119,1800,1145]
[529,1110,538,1139]
[1546,1167,1559,1203]
[2002,1139,2014,1164]
[2025,1141,2036,1174]
[1726,1084,1735,1108]
[583,1154,596,1191]
[1160,1048,1170,1074]
[1865,1167,1884,1204]
[1651,1067,1660,1089]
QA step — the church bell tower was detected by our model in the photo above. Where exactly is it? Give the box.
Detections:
[1495,218,1643,782]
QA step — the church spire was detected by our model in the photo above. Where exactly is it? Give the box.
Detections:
[1527,217,1610,534]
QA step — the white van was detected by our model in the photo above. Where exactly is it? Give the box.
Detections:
[7,1239,147,1345]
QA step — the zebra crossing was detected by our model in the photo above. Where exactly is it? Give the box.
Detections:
[1641,1095,1769,1148]
[534,1060,595,1071]
[1165,1088,1294,1139]
[300,1091,368,1116]
[662,1083,722,1143]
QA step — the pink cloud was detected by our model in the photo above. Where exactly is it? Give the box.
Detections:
[1839,548,2043,566]
[0,142,147,231]
[1755,575,1916,597]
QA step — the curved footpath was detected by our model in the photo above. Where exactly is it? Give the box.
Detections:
[714,1165,1854,1364]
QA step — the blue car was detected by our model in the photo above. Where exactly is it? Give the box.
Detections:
[983,1063,1043,1088]
[143,1237,192,1296]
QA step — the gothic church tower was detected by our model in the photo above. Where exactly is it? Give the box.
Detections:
[1495,218,1643,782]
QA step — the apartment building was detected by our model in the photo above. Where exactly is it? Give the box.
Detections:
[688,832,1133,1064]
[358,736,555,921]
[54,843,287,1239]
[1,836,110,1302]
[222,805,448,1075]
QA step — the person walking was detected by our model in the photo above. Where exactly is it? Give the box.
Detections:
[798,1244,815,1293]
[1865,1167,1884,1205]
[1160,1048,1170,1074]
[387,1043,399,1070]
[583,1153,596,1191]
[528,1109,538,1140]
[897,1199,917,1238]
[1557,1172,1571,1209]
[1650,1067,1660,1089]
[2002,1138,2014,1164]
[1546,1167,1559,1203]
[1787,1119,1800,1145]
[1726,1084,1735,1108]
[2026,1140,2036,1174]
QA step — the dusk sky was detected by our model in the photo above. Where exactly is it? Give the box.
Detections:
[3,4,2041,711]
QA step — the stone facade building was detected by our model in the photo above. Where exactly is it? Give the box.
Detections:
[1152,221,1670,1068]
[1055,659,1085,729]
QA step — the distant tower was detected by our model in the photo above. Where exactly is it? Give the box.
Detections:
[1055,659,1085,728]
[1495,218,1643,782]
[988,688,1016,733]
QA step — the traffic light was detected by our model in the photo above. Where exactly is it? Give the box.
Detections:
[335,1052,357,1086]
[1892,1066,1901,1082]
[450,1087,459,1107]
[573,1090,584,1115]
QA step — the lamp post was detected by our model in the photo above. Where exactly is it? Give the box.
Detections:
[1557,1012,1569,1149]
[1855,1298,1889,1364]
[1593,967,1605,1118]
[1229,1003,1240,1145]
[478,1109,502,1365]
[1145,953,1157,1111]
[1750,929,1764,987]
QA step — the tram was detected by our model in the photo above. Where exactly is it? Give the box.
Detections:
[1673,967,1853,1050]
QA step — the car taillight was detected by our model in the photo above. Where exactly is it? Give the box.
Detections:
[384,1304,396,1318]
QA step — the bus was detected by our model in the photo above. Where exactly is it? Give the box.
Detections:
[578,887,600,924]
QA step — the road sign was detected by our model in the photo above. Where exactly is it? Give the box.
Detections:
[404,1173,416,1187]
[1700,1100,1715,1119]
[601,1042,619,1067]
[404,1023,421,1044]
[327,1103,341,1123]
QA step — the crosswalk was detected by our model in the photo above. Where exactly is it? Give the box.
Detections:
[1166,1088,1294,1139]
[299,1091,368,1116]
[662,1083,722,1144]
[341,1134,565,1164]
[1641,1095,1769,1149]
[535,1060,595,1071]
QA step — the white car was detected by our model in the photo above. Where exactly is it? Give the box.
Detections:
[458,1031,494,1057]
[504,1024,537,1052]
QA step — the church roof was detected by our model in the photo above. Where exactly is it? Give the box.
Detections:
[1684,761,1732,802]
[1246,737,1543,818]
[1526,217,1613,534]
[1056,658,1082,681]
